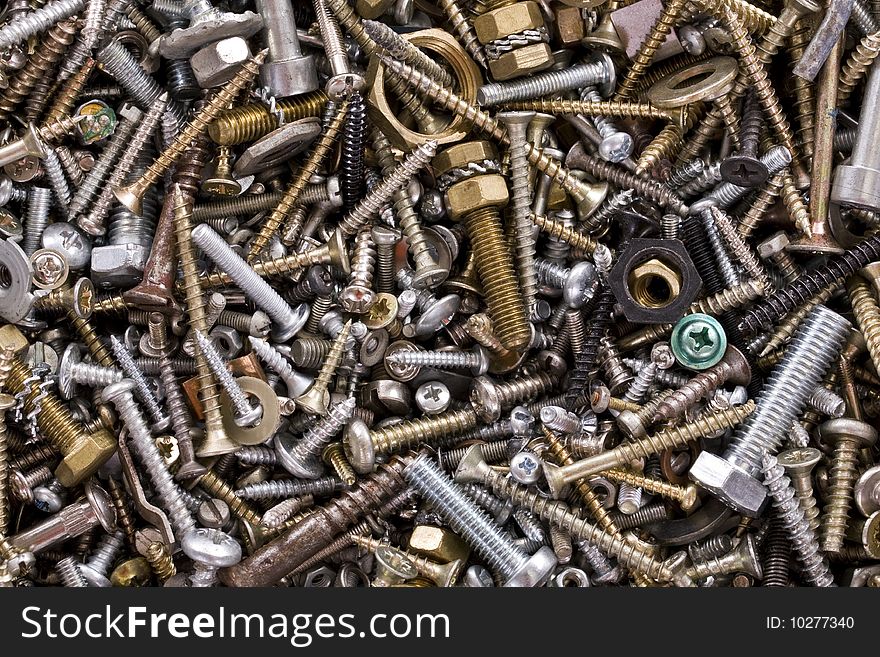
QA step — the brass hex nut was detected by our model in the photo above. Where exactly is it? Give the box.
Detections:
[474,1,545,43]
[488,43,554,81]
[0,323,29,355]
[433,140,498,177]
[554,5,586,47]
[446,174,510,221]
[355,0,394,19]
[408,525,471,563]
[54,429,117,487]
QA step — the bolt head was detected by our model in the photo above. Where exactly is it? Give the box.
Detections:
[509,450,542,485]
[470,375,502,422]
[689,451,767,517]
[670,314,728,371]
[756,231,791,259]
[325,73,366,99]
[818,418,879,449]
[503,545,557,587]
[271,303,309,342]
[84,480,118,533]
[598,132,633,163]
[344,418,375,474]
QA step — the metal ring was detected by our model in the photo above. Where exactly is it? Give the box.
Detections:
[221,376,282,446]
[647,56,739,108]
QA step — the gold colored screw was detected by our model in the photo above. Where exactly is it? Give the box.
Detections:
[145,542,176,583]
[787,19,816,160]
[248,100,348,260]
[322,442,357,486]
[757,281,841,357]
[209,90,329,145]
[196,470,264,528]
[737,172,785,239]
[838,30,880,105]
[114,51,267,216]
[615,0,689,99]
[5,356,115,487]
[352,535,463,587]
[541,402,756,496]
[171,186,234,457]
[0,394,12,535]
[531,213,600,255]
[464,313,518,367]
[502,99,687,128]
[295,321,351,416]
[43,59,96,126]
[847,278,880,374]
[637,104,702,175]
[68,312,115,367]
[604,468,700,511]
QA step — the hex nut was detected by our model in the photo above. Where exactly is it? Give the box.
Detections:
[408,524,471,564]
[433,140,499,177]
[445,174,510,221]
[55,429,118,488]
[488,43,555,81]
[90,243,151,289]
[190,37,251,88]
[554,6,587,47]
[474,1,545,43]
[608,238,702,324]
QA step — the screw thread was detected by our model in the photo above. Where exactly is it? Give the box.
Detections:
[389,349,480,370]
[436,0,487,66]
[711,206,774,293]
[193,331,254,422]
[577,152,688,215]
[196,470,263,526]
[22,187,51,257]
[531,213,599,254]
[70,361,122,388]
[107,385,194,537]
[288,399,356,467]
[606,468,692,507]
[480,62,606,106]
[362,20,452,86]
[145,542,176,583]
[85,530,124,576]
[109,337,168,429]
[848,278,880,375]
[322,443,357,486]
[820,438,862,552]
[653,364,731,423]
[0,0,85,50]
[371,408,479,455]
[726,307,850,475]
[56,555,88,587]
[236,476,345,501]
[838,30,880,105]
[761,453,834,586]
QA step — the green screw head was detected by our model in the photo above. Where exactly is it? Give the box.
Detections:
[671,313,727,370]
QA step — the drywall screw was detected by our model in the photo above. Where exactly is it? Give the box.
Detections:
[276,398,355,479]
[761,452,835,586]
[114,51,266,215]
[720,89,768,186]
[436,0,487,68]
[109,336,169,432]
[193,224,308,342]
[219,457,408,587]
[455,447,694,586]
[406,453,557,587]
[169,186,235,458]
[479,59,614,107]
[344,408,479,474]
[817,419,878,552]
[691,306,850,516]
[0,0,85,51]
[498,111,540,317]
[247,101,348,259]
[340,228,376,313]
[295,320,350,416]
[542,402,755,497]
[777,447,822,533]
[837,29,880,105]
[615,0,688,98]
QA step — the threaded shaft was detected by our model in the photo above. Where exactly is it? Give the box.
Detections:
[371,409,479,455]
[236,476,345,501]
[820,437,863,552]
[0,0,85,50]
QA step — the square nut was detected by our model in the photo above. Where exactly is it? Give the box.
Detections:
[474,1,545,44]
[407,525,471,563]
[554,5,586,47]
[488,42,554,81]
[0,324,29,354]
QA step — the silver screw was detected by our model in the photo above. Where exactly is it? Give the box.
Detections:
[476,58,614,107]
[275,397,355,479]
[191,223,309,342]
[386,345,490,376]
[109,336,170,432]
[312,0,364,99]
[404,453,557,587]
[56,555,88,587]
[80,530,124,587]
[0,0,85,50]
[22,186,51,257]
[685,535,762,581]
[193,330,262,428]
[248,336,313,398]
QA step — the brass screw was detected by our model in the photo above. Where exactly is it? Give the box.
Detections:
[436,0,488,68]
[322,442,357,486]
[144,542,176,583]
[541,402,756,497]
[837,30,880,105]
[43,59,97,126]
[170,186,235,458]
[847,277,880,375]
[208,90,328,145]
[352,534,464,587]
[531,213,600,255]
[614,0,689,99]
[114,51,267,215]
[502,99,687,128]
[248,99,348,260]
[604,468,700,511]
[196,470,264,528]
[295,320,351,416]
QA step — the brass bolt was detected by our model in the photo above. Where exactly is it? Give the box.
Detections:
[248,100,348,260]
[352,535,463,587]
[208,90,329,145]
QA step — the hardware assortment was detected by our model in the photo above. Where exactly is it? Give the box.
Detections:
[0,0,878,589]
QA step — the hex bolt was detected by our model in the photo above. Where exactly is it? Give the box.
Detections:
[817,419,878,552]
[761,452,835,586]
[777,447,822,532]
[254,0,318,98]
[690,306,850,517]
[405,453,557,587]
[192,224,308,342]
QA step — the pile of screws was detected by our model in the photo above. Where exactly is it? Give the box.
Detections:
[0,0,879,589]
